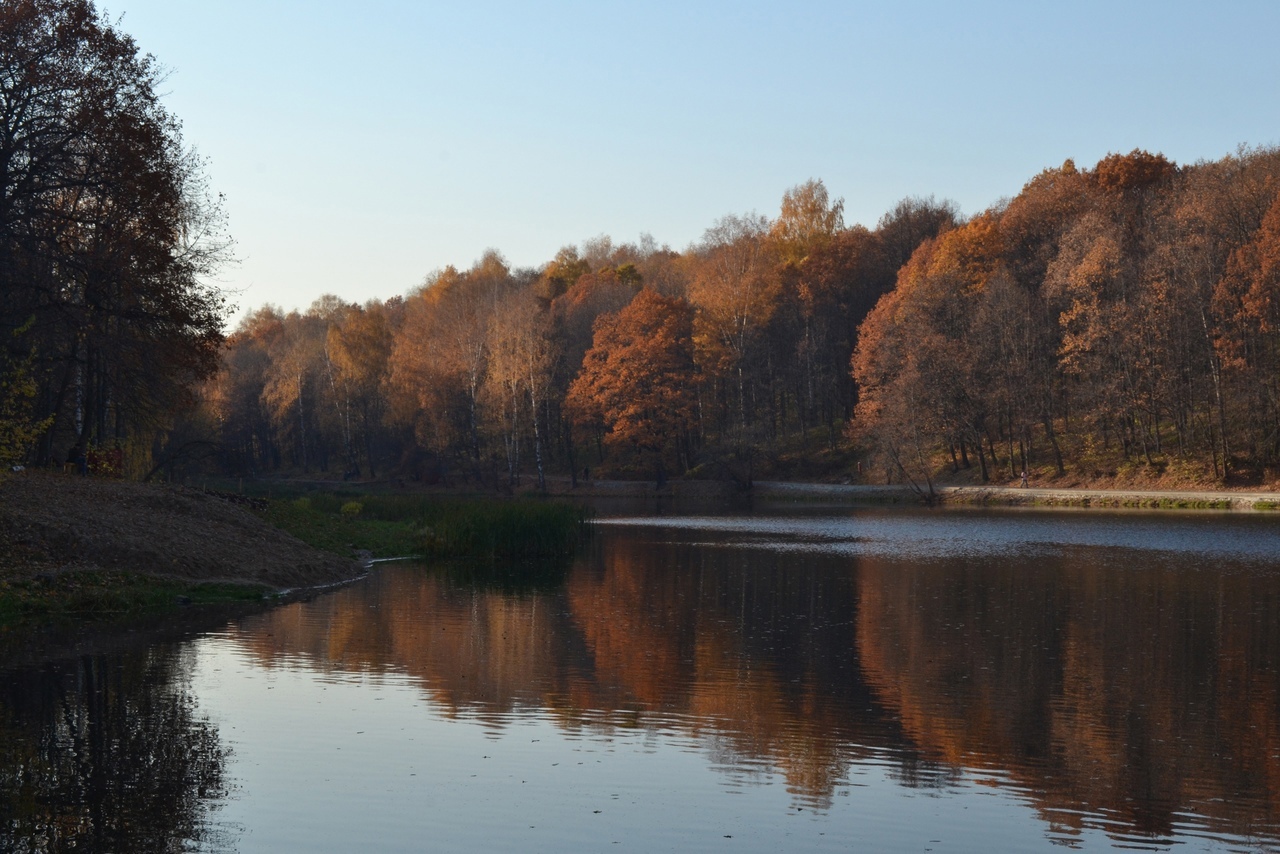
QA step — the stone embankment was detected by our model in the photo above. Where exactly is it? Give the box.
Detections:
[755,481,1279,510]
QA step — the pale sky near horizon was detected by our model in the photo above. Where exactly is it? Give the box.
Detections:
[104,1,1280,323]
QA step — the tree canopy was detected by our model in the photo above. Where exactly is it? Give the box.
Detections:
[565,288,698,476]
[0,0,231,472]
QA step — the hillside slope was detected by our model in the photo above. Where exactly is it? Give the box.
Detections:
[0,471,360,590]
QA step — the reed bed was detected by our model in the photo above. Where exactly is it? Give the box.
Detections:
[265,491,592,560]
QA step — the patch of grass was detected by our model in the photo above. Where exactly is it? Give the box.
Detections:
[261,500,421,556]
[1254,500,1279,511]
[261,492,592,560]
[0,570,268,625]
[1184,499,1230,510]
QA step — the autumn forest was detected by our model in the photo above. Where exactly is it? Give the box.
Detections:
[193,147,1280,491]
[4,6,1280,489]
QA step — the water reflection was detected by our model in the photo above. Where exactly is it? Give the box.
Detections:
[857,550,1280,845]
[227,512,1280,848]
[234,536,928,811]
[4,510,1280,851]
[0,647,231,853]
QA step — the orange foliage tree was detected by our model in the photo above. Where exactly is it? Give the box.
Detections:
[1213,193,1280,463]
[565,288,698,482]
[851,216,1006,493]
[687,213,776,442]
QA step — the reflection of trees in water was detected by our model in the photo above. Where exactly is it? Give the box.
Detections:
[235,532,1280,839]
[435,554,573,594]
[0,647,230,853]
[856,553,1280,845]
[239,535,933,810]
[565,535,917,808]
[14,534,1279,848]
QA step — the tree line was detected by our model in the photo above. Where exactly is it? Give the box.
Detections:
[4,4,1278,488]
[202,182,956,487]
[206,147,1280,490]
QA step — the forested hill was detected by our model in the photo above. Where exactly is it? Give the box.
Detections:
[204,187,955,488]
[853,151,1280,489]
[202,148,1280,490]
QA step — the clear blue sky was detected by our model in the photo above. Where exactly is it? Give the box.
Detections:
[106,0,1280,319]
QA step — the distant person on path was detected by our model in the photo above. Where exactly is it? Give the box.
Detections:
[1020,469,1028,488]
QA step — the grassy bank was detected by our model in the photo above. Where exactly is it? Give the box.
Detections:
[260,491,592,560]
[0,473,591,632]
[0,570,269,626]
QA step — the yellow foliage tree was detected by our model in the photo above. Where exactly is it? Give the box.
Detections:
[0,321,53,468]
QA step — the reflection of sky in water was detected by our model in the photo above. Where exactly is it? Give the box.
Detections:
[597,512,1280,563]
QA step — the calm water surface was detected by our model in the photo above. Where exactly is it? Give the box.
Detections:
[5,507,1280,852]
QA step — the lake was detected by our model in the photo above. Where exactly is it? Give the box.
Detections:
[4,505,1280,852]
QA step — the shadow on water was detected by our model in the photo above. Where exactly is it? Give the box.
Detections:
[0,600,269,672]
[583,485,757,519]
[0,646,233,853]
[434,554,575,594]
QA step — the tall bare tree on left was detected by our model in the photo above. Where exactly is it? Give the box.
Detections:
[0,0,231,471]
